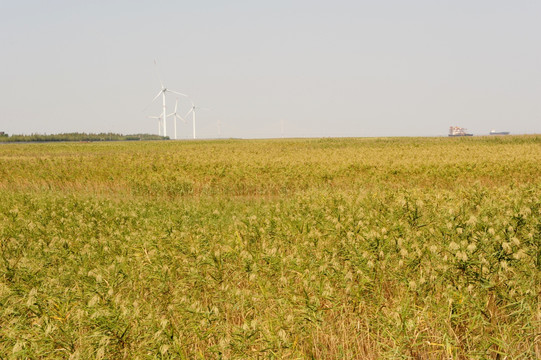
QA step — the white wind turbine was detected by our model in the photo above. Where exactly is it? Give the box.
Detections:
[149,59,187,138]
[184,100,210,139]
[148,114,163,136]
[167,98,186,140]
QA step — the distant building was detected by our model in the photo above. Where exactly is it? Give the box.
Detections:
[448,126,473,137]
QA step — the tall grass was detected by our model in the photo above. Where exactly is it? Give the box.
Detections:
[0,136,540,358]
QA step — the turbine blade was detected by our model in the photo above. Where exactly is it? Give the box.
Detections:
[151,91,162,102]
[141,91,163,112]
[168,90,188,97]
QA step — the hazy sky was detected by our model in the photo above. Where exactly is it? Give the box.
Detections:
[1,1,540,138]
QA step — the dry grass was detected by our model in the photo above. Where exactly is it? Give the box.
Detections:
[0,136,540,358]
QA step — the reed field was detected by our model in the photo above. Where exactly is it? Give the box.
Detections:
[0,136,540,359]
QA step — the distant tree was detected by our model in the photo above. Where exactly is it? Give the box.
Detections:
[0,132,168,143]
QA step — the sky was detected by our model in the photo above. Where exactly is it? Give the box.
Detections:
[1,0,540,138]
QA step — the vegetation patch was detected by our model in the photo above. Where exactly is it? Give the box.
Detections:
[0,136,540,358]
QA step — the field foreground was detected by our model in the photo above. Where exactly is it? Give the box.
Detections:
[1,136,540,359]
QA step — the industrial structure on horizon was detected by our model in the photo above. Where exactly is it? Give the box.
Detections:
[448,127,511,137]
[489,130,510,135]
[448,126,473,137]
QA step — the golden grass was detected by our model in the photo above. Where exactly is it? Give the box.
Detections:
[0,136,540,358]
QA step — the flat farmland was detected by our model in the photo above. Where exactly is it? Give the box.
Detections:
[1,136,540,359]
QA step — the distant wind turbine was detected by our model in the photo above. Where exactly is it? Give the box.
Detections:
[167,98,186,140]
[148,114,163,136]
[149,59,187,137]
[184,100,210,139]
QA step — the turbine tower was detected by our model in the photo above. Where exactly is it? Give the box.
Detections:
[148,114,163,136]
[167,98,186,140]
[149,59,187,137]
[185,100,210,139]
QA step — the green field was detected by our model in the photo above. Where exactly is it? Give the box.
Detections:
[1,136,540,359]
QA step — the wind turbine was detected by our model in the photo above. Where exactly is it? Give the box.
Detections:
[184,100,210,139]
[149,59,187,137]
[148,114,163,136]
[167,98,186,140]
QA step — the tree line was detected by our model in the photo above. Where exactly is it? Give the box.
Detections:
[0,132,168,142]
